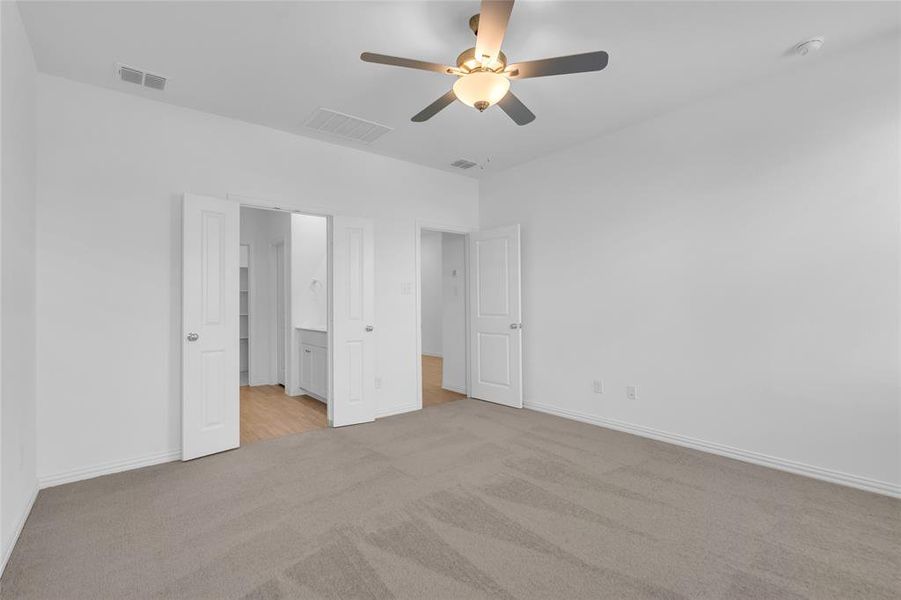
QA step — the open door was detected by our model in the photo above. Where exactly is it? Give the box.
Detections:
[469,224,522,408]
[330,216,376,427]
[182,193,240,460]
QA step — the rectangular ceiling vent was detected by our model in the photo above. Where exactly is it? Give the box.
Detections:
[115,63,167,91]
[304,108,392,144]
[450,159,478,170]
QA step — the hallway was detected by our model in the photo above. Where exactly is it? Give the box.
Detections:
[422,355,466,407]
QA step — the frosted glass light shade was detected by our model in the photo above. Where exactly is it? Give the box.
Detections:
[453,72,510,110]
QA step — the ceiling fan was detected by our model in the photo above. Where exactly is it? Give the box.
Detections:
[360,0,609,126]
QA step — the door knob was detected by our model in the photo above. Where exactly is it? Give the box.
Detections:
[186,332,199,342]
[365,325,374,332]
[509,323,522,330]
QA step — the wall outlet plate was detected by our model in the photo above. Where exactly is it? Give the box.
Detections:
[626,385,639,400]
[592,380,604,394]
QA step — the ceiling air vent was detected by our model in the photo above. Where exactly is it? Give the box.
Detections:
[118,65,143,85]
[115,63,167,91]
[304,108,392,144]
[450,159,478,170]
[143,73,167,91]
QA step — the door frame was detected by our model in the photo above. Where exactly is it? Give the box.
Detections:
[414,221,474,410]
[268,238,288,386]
[229,194,334,418]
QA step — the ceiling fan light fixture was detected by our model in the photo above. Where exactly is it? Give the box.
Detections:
[361,1,610,125]
[453,71,510,111]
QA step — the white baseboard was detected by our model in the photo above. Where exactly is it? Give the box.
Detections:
[38,449,182,489]
[524,401,901,499]
[303,391,327,404]
[376,403,419,419]
[0,482,38,578]
[441,384,466,394]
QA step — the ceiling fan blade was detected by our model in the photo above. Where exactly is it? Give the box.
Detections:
[360,52,456,75]
[412,90,458,122]
[475,1,514,66]
[497,91,535,126]
[506,51,609,79]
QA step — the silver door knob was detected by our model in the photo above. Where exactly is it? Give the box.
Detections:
[365,325,374,332]
[186,332,199,342]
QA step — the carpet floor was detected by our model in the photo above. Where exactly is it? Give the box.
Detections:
[3,399,899,599]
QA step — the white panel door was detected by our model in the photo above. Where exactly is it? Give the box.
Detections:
[182,193,240,460]
[469,225,522,408]
[331,216,376,427]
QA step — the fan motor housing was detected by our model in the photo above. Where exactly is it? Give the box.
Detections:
[456,47,507,73]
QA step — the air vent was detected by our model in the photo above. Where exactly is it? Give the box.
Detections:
[304,108,392,144]
[115,63,167,91]
[118,65,143,85]
[450,159,478,170]
[143,73,167,91]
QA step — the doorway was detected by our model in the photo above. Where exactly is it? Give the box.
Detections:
[418,228,468,408]
[183,193,378,461]
[239,206,329,444]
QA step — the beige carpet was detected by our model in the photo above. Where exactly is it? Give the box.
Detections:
[3,399,899,599]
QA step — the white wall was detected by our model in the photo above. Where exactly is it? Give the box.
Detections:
[0,0,38,571]
[240,206,290,386]
[420,230,443,357]
[441,233,466,392]
[291,213,327,332]
[35,75,478,484]
[480,35,901,493]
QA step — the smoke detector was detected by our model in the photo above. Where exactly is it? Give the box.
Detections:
[794,38,824,56]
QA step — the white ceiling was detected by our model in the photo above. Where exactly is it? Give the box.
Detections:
[19,1,900,178]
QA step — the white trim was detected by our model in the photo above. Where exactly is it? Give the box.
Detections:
[525,401,901,499]
[227,193,335,219]
[0,483,38,578]
[38,450,181,489]
[300,389,327,404]
[442,384,466,394]
[376,403,418,419]
[269,238,288,386]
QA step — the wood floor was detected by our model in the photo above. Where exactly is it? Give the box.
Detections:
[241,358,460,445]
[240,385,327,444]
[422,355,466,407]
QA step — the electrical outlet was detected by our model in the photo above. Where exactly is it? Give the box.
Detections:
[374,377,382,390]
[626,385,639,400]
[592,380,604,394]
